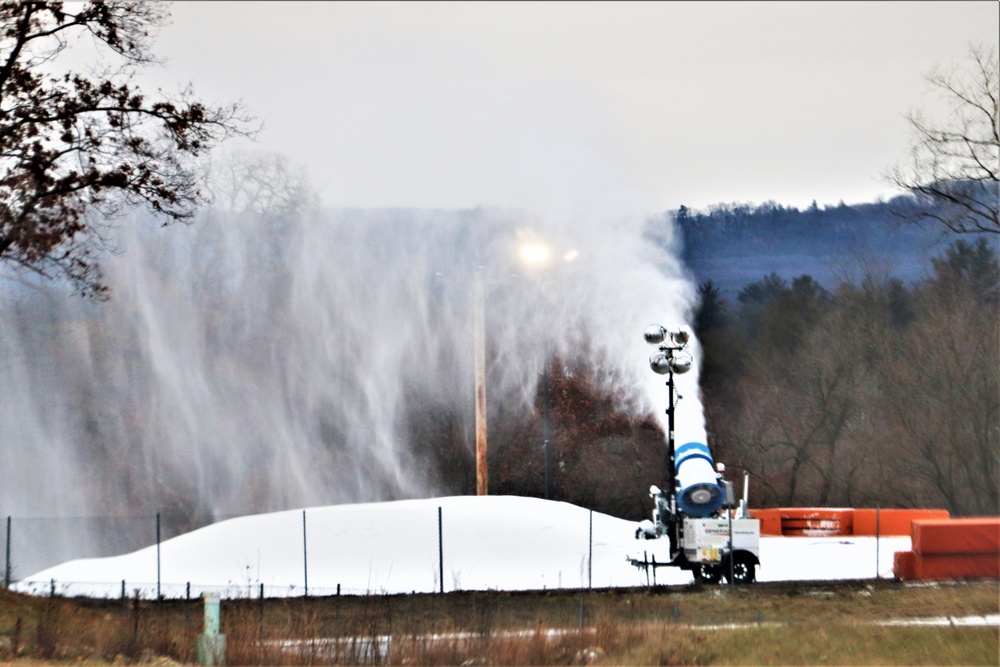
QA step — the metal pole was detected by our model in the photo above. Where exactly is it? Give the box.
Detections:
[543,357,553,500]
[302,510,308,597]
[666,369,676,497]
[4,516,11,588]
[474,267,488,496]
[875,504,881,580]
[588,510,593,590]
[728,506,734,586]
[156,513,161,599]
[437,506,444,594]
[665,366,680,558]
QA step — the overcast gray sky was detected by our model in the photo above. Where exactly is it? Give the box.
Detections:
[147,1,998,215]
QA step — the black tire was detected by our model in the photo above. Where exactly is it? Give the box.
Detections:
[699,564,722,584]
[723,551,756,584]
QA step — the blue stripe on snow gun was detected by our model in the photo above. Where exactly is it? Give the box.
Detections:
[675,441,724,517]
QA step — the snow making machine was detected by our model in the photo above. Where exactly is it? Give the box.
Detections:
[629,325,761,585]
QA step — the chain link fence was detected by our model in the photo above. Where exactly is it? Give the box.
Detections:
[3,503,622,600]
[3,513,197,595]
[3,502,908,600]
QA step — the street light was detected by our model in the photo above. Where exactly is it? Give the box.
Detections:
[518,243,551,265]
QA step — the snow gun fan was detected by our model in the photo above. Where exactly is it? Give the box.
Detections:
[674,442,724,517]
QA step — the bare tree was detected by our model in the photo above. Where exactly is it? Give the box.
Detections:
[882,240,1000,515]
[201,150,315,217]
[887,43,999,235]
[0,1,255,296]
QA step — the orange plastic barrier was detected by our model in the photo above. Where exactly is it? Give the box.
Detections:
[779,508,853,537]
[748,508,982,547]
[748,509,782,536]
[895,516,1000,580]
[749,508,853,536]
[912,518,1000,555]
[853,509,950,536]
[893,550,916,580]
[912,553,1000,580]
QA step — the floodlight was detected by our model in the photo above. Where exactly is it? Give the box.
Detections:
[643,325,667,345]
[669,352,693,374]
[649,353,671,374]
[518,244,551,265]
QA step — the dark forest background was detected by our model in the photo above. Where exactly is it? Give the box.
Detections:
[484,195,999,520]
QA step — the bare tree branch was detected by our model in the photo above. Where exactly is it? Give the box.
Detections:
[886,43,999,235]
[0,1,257,296]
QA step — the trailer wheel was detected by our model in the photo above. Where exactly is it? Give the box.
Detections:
[723,551,756,584]
[699,564,722,584]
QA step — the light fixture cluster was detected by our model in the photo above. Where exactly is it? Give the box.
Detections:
[643,324,693,375]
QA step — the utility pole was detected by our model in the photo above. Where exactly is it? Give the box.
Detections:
[474,267,488,496]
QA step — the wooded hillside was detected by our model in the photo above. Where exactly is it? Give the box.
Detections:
[492,200,998,518]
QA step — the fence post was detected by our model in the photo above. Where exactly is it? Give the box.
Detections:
[258,582,265,646]
[4,516,10,588]
[728,506,734,586]
[875,504,881,580]
[587,510,593,590]
[437,506,444,594]
[156,512,162,599]
[196,592,226,665]
[302,510,308,597]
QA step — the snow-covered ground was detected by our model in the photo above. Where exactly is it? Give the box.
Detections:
[13,496,909,599]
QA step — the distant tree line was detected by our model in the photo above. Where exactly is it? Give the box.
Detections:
[674,196,946,262]
[694,237,998,515]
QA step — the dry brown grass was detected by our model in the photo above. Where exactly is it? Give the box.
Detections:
[0,579,997,664]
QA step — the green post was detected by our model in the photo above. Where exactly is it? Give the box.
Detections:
[196,592,226,665]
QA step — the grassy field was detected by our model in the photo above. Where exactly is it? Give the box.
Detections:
[0,579,997,664]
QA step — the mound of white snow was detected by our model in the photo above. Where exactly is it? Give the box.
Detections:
[13,496,909,599]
